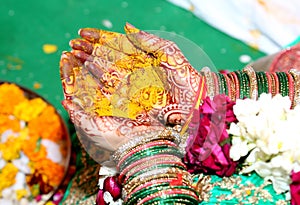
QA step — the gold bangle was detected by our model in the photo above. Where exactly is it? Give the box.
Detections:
[243,66,258,100]
[289,69,300,107]
[201,67,215,98]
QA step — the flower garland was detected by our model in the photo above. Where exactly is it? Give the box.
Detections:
[0,83,67,204]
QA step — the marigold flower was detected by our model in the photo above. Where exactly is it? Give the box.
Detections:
[13,98,47,122]
[0,83,26,115]
[33,158,65,187]
[28,105,63,141]
[0,114,21,133]
[22,138,47,162]
[0,163,18,192]
[0,83,66,204]
[16,189,28,200]
[0,136,22,161]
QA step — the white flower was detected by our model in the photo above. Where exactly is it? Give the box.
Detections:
[103,191,122,205]
[229,93,300,195]
[230,136,249,161]
[242,161,291,194]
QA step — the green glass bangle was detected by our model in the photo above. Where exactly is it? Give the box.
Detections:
[216,72,224,94]
[218,73,228,95]
[257,72,268,96]
[277,72,289,97]
[260,72,269,95]
[120,146,182,171]
[127,184,198,205]
[276,72,283,96]
[143,193,199,205]
[241,72,250,99]
[283,72,290,97]
[126,163,187,183]
[126,183,171,205]
[256,72,263,97]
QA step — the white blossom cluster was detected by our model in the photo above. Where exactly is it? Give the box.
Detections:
[229,93,300,196]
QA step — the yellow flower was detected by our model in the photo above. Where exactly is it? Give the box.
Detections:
[16,189,28,200]
[0,135,22,161]
[14,98,47,122]
[0,163,18,192]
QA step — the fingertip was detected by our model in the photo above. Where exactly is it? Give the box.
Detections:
[124,22,140,34]
[78,28,82,36]
[62,100,72,111]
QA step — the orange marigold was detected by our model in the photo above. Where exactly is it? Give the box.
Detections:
[0,83,26,114]
[22,137,47,162]
[28,105,63,141]
[0,114,21,133]
[33,158,65,187]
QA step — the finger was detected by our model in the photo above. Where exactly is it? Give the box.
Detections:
[124,23,177,55]
[71,49,94,63]
[69,38,93,54]
[79,28,120,44]
[79,27,140,55]
[60,52,82,100]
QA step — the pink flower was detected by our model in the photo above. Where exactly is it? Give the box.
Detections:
[290,171,300,205]
[184,94,238,177]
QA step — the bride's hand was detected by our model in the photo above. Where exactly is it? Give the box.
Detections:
[59,23,202,151]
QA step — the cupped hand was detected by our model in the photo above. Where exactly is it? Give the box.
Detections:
[60,23,203,152]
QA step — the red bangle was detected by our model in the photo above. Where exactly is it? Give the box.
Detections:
[229,72,240,100]
[271,72,280,95]
[265,72,273,94]
[286,72,295,106]
[211,72,220,95]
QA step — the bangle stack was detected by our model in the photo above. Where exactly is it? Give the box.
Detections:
[202,67,300,108]
[113,127,199,205]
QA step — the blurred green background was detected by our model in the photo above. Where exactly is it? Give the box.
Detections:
[0,0,265,123]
